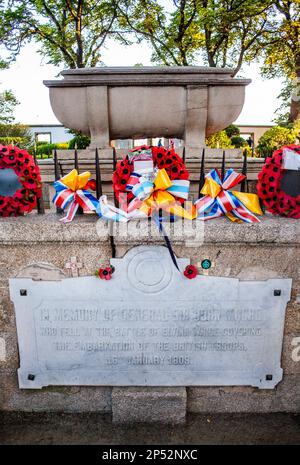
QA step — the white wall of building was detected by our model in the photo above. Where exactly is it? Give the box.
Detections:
[27,124,274,148]
[29,125,73,144]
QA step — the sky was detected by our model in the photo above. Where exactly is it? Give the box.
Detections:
[0,39,284,126]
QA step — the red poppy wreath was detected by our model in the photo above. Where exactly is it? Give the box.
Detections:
[112,145,189,206]
[0,145,42,217]
[257,145,300,219]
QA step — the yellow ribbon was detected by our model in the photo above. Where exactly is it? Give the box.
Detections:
[139,169,196,220]
[201,177,222,198]
[199,173,263,222]
[233,191,263,215]
[59,169,91,191]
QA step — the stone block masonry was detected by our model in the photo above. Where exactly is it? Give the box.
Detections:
[112,388,187,424]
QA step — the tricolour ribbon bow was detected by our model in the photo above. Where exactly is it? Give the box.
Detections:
[126,168,196,220]
[53,169,99,223]
[195,169,263,223]
[96,168,196,272]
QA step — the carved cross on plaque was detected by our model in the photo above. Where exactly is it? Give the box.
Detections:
[65,256,83,277]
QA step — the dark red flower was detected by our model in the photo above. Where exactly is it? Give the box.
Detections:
[0,196,10,211]
[113,178,128,193]
[184,265,198,279]
[2,154,17,166]
[19,164,36,177]
[97,267,113,280]
[21,177,41,190]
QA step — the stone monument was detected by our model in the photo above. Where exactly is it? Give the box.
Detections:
[44,66,250,155]
[0,66,299,427]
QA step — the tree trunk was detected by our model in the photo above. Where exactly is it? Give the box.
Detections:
[288,59,300,123]
[289,96,300,123]
[75,1,84,68]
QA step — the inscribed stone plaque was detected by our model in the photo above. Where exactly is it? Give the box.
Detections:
[9,246,292,389]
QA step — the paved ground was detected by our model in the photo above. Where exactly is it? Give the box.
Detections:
[0,412,299,445]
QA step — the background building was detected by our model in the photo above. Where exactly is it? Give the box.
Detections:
[28,123,274,148]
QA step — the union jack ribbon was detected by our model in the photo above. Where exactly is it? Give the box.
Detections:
[126,171,190,206]
[195,169,262,223]
[125,172,141,191]
[96,195,129,222]
[96,195,147,222]
[53,179,99,223]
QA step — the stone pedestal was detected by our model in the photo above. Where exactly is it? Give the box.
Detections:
[0,214,299,421]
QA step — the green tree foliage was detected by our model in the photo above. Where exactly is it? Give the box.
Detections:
[1,0,123,68]
[117,1,299,122]
[225,124,240,138]
[0,123,33,148]
[205,130,234,148]
[0,90,19,123]
[0,1,8,68]
[272,80,295,125]
[231,135,247,148]
[68,134,91,149]
[260,1,300,123]
[0,3,19,124]
[206,124,254,154]
[67,129,91,149]
[116,0,273,74]
[0,59,7,69]
[116,0,204,66]
[257,125,297,157]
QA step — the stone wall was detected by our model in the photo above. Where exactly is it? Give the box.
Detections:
[0,213,299,419]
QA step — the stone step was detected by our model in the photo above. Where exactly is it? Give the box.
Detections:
[112,387,187,424]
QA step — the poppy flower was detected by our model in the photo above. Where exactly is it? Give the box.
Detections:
[2,153,17,166]
[22,177,41,190]
[13,189,25,200]
[113,173,126,192]
[0,196,10,212]
[16,151,26,160]
[96,267,113,280]
[20,162,36,174]
[179,170,189,181]
[184,265,198,279]
[171,166,179,174]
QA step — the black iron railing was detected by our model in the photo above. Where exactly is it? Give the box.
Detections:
[33,147,248,214]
